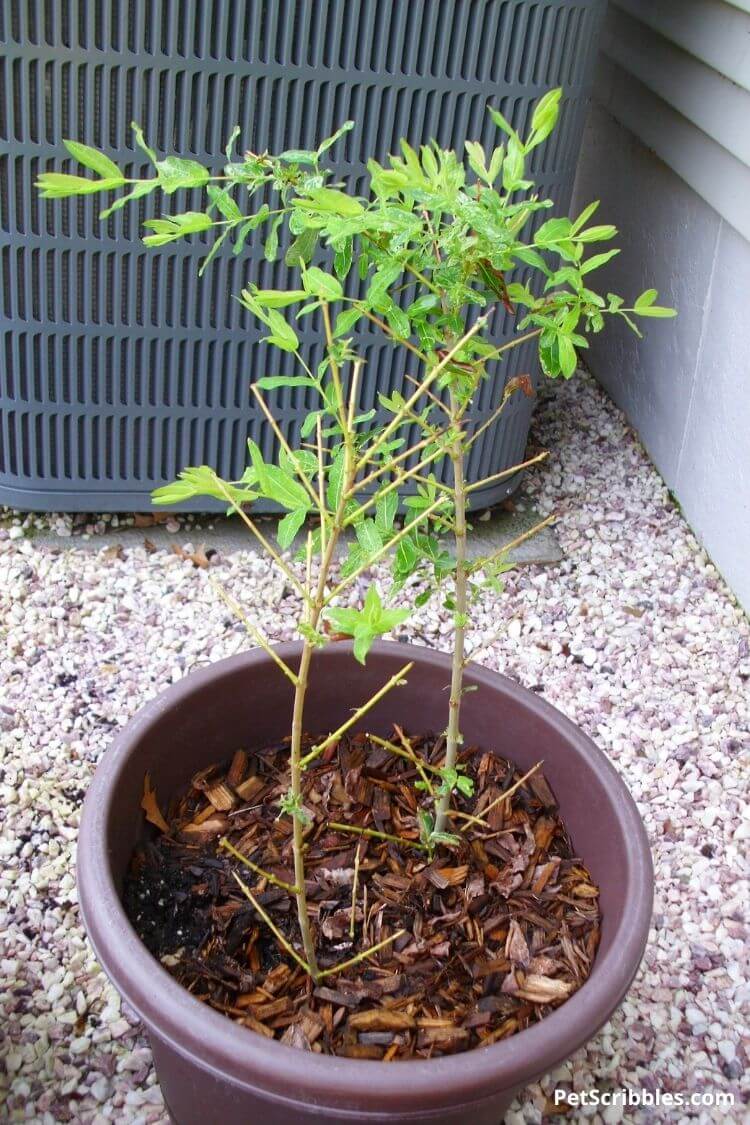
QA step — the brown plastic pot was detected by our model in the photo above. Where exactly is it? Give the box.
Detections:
[78,641,652,1124]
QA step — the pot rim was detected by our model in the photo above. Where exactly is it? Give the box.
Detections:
[78,640,653,1112]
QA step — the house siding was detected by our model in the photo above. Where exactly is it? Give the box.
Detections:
[572,0,750,610]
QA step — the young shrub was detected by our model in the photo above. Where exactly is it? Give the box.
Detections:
[37,88,674,975]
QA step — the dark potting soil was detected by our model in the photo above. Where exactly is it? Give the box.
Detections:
[123,730,600,1058]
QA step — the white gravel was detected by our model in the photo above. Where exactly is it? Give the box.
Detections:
[1,371,748,1123]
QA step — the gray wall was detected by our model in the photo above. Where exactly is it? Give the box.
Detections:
[571,0,750,611]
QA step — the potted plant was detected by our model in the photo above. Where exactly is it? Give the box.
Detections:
[39,90,673,1123]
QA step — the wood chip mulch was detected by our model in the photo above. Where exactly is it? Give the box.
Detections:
[123,730,600,1059]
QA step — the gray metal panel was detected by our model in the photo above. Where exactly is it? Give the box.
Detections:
[0,0,606,512]
[597,2,750,240]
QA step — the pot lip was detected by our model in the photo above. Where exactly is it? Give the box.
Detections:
[78,640,653,1111]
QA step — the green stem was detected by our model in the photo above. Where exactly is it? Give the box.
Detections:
[434,388,468,836]
[329,822,428,852]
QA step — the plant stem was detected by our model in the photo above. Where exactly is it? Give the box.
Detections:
[368,732,444,777]
[464,451,549,494]
[214,479,308,602]
[284,342,361,983]
[324,498,447,604]
[219,837,301,894]
[393,724,435,797]
[230,871,313,975]
[329,822,428,852]
[251,384,321,511]
[288,641,320,976]
[434,388,468,836]
[349,843,362,939]
[300,662,414,768]
[458,761,542,832]
[318,928,406,979]
[208,577,299,685]
[466,514,556,576]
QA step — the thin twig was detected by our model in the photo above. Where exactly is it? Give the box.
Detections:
[329,822,427,852]
[368,732,444,776]
[349,842,362,940]
[318,928,407,979]
[231,870,313,976]
[349,431,437,497]
[355,305,427,362]
[465,451,549,494]
[300,661,414,768]
[467,514,556,575]
[220,837,300,894]
[459,762,543,832]
[251,384,321,510]
[343,442,450,527]
[361,318,487,468]
[214,479,308,601]
[316,414,328,556]
[325,497,447,603]
[393,724,434,798]
[208,576,298,685]
[405,372,451,416]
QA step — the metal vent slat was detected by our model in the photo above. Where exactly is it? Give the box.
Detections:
[1,0,606,511]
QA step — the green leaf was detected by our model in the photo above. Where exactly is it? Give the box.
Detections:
[285,227,318,267]
[634,288,657,309]
[580,249,620,275]
[224,125,241,162]
[528,87,562,149]
[251,288,307,309]
[63,140,124,182]
[98,180,157,219]
[465,140,489,183]
[513,246,551,275]
[488,144,504,184]
[355,519,383,557]
[277,149,318,165]
[293,187,364,217]
[300,410,321,439]
[233,205,271,254]
[131,122,157,164]
[366,263,402,309]
[255,375,318,390]
[394,534,419,580]
[316,120,354,157]
[155,156,210,194]
[576,224,617,243]
[535,217,573,246]
[277,507,307,549]
[264,213,284,261]
[558,335,577,378]
[35,172,124,199]
[386,303,411,339]
[633,304,677,318]
[407,293,440,318]
[303,266,343,301]
[502,135,525,191]
[334,308,361,338]
[333,237,353,279]
[488,106,517,140]
[151,466,256,507]
[375,491,398,538]
[206,184,242,221]
[326,446,346,511]
[326,586,409,665]
[571,200,600,234]
[142,211,213,246]
[262,464,310,511]
[263,309,299,353]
